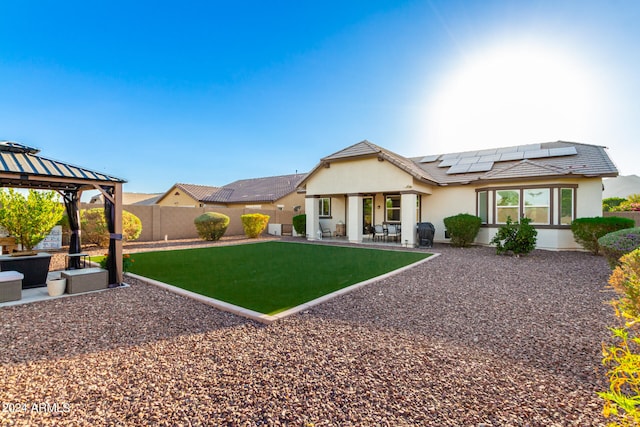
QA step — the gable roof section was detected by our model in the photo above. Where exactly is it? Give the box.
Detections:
[158,183,220,203]
[206,173,305,203]
[303,140,438,186]
[480,159,568,181]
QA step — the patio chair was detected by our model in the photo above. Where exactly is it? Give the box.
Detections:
[319,223,333,238]
[387,224,400,242]
[373,224,386,242]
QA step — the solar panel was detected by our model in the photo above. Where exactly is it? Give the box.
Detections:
[438,158,459,167]
[419,155,440,163]
[548,146,577,157]
[440,152,461,160]
[458,156,480,164]
[499,151,524,161]
[517,144,542,152]
[446,164,471,174]
[467,162,494,173]
[524,149,550,159]
[479,154,501,162]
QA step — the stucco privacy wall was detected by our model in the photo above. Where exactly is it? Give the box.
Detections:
[79,203,295,242]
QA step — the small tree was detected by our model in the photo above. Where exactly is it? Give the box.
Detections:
[490,216,537,256]
[0,188,65,251]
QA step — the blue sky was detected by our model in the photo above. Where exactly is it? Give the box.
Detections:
[1,1,639,197]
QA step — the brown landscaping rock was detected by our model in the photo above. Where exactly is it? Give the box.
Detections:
[2,242,612,425]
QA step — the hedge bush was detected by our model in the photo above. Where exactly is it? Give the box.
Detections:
[490,216,537,256]
[603,197,627,212]
[194,212,230,241]
[80,208,142,247]
[241,213,270,238]
[292,214,306,236]
[598,227,640,269]
[599,248,640,424]
[443,213,481,247]
[571,217,635,255]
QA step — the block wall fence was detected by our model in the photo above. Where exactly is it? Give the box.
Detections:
[79,203,296,242]
[603,211,640,226]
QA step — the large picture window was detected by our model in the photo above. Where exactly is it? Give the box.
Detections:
[386,195,401,222]
[319,197,331,217]
[524,188,550,224]
[477,185,577,227]
[496,190,519,223]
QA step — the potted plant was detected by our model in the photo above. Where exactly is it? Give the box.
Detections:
[0,189,65,288]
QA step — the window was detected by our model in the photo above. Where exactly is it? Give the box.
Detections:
[477,191,488,224]
[560,188,574,225]
[496,190,519,223]
[524,188,550,224]
[386,195,401,222]
[319,197,331,217]
[477,185,577,227]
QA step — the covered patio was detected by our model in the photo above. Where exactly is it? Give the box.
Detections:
[0,141,126,287]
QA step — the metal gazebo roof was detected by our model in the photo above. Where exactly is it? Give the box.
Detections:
[0,141,126,190]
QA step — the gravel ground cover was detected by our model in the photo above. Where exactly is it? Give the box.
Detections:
[1,239,615,426]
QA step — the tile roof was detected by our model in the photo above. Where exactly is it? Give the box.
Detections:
[206,173,306,203]
[301,140,618,189]
[173,183,220,201]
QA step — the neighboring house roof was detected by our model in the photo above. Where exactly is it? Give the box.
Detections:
[0,140,125,184]
[300,140,618,189]
[163,183,220,203]
[205,173,306,204]
[603,175,640,199]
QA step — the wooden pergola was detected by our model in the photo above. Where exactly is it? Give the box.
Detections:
[0,141,126,285]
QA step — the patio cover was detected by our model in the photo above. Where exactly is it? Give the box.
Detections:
[0,141,126,285]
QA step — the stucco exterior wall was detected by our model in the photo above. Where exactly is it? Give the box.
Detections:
[307,157,415,195]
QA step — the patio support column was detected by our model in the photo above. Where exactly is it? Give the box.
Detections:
[401,192,417,247]
[347,194,363,243]
[305,196,319,240]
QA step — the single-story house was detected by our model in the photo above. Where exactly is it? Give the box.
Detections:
[89,192,162,205]
[297,140,618,250]
[156,174,306,212]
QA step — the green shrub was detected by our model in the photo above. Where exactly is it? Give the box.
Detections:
[194,212,229,241]
[292,214,306,236]
[443,213,481,247]
[80,208,142,247]
[571,217,635,255]
[612,194,640,212]
[599,228,640,269]
[599,249,640,424]
[490,216,537,256]
[603,197,627,212]
[241,213,270,238]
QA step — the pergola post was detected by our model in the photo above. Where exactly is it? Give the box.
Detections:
[114,182,123,285]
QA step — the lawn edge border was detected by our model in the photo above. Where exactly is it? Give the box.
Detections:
[125,251,440,325]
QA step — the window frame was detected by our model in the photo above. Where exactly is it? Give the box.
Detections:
[318,197,331,218]
[385,194,401,223]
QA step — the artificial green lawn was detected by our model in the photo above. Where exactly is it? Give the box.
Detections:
[126,241,431,315]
